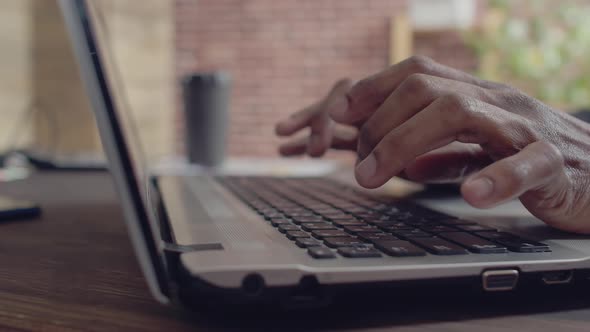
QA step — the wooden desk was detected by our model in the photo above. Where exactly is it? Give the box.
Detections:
[1,172,590,332]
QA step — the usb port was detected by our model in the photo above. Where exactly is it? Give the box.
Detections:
[542,270,573,285]
[482,269,519,291]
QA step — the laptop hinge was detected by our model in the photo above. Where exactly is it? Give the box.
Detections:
[148,176,175,243]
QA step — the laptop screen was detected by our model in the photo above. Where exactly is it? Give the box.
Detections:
[60,0,169,302]
[84,2,150,195]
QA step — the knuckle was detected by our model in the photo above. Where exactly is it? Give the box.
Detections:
[509,118,541,148]
[440,93,468,109]
[533,141,565,168]
[508,163,529,189]
[404,55,434,73]
[333,78,352,90]
[498,159,529,191]
[348,78,378,106]
[328,78,353,98]
[437,93,473,120]
[400,73,433,95]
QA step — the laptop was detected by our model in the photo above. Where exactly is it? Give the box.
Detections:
[60,0,590,309]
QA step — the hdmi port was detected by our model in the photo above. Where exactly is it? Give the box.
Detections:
[542,270,573,285]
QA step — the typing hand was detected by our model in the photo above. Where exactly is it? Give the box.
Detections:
[332,56,590,233]
[275,79,358,157]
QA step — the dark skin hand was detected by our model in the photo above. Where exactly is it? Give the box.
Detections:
[276,56,590,234]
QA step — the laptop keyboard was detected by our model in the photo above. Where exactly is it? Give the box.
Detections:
[218,177,550,259]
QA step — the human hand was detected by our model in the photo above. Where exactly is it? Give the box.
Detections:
[275,79,358,157]
[333,56,590,233]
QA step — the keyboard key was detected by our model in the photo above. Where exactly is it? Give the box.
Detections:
[338,245,382,258]
[455,224,497,232]
[286,231,310,240]
[292,216,324,224]
[331,219,365,227]
[308,246,336,259]
[278,207,306,213]
[324,213,354,220]
[264,212,285,219]
[410,237,468,255]
[475,232,550,253]
[343,225,379,233]
[419,225,458,233]
[440,232,508,254]
[495,238,550,253]
[354,212,384,219]
[470,231,512,240]
[305,204,332,211]
[295,238,323,248]
[393,229,433,238]
[379,224,415,232]
[312,208,342,215]
[278,224,300,233]
[369,214,396,221]
[342,207,368,214]
[371,204,397,212]
[401,217,432,225]
[323,236,366,248]
[311,230,349,239]
[373,240,427,257]
[269,218,292,226]
[301,223,337,231]
[357,233,398,243]
[285,211,316,217]
[381,207,402,215]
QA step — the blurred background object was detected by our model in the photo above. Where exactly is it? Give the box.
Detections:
[183,72,230,167]
[0,0,174,165]
[466,0,590,110]
[0,0,589,172]
[175,0,483,159]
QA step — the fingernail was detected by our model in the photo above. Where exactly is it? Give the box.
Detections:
[464,177,494,201]
[356,154,377,181]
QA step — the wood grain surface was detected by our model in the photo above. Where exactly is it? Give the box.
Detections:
[0,172,589,332]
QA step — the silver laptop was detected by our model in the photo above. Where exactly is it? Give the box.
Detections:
[60,0,590,308]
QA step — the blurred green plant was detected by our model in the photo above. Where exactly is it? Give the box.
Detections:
[465,0,590,109]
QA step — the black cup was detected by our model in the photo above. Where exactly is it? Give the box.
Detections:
[182,72,231,167]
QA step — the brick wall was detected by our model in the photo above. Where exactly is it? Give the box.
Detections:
[175,0,481,157]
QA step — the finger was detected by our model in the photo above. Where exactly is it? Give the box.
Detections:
[403,143,493,184]
[324,78,354,117]
[355,94,533,188]
[307,112,333,157]
[331,56,493,124]
[278,136,308,156]
[275,78,352,137]
[461,141,565,209]
[330,125,359,151]
[357,74,493,160]
[275,102,320,136]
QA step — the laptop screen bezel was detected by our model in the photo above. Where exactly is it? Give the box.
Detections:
[59,0,169,302]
